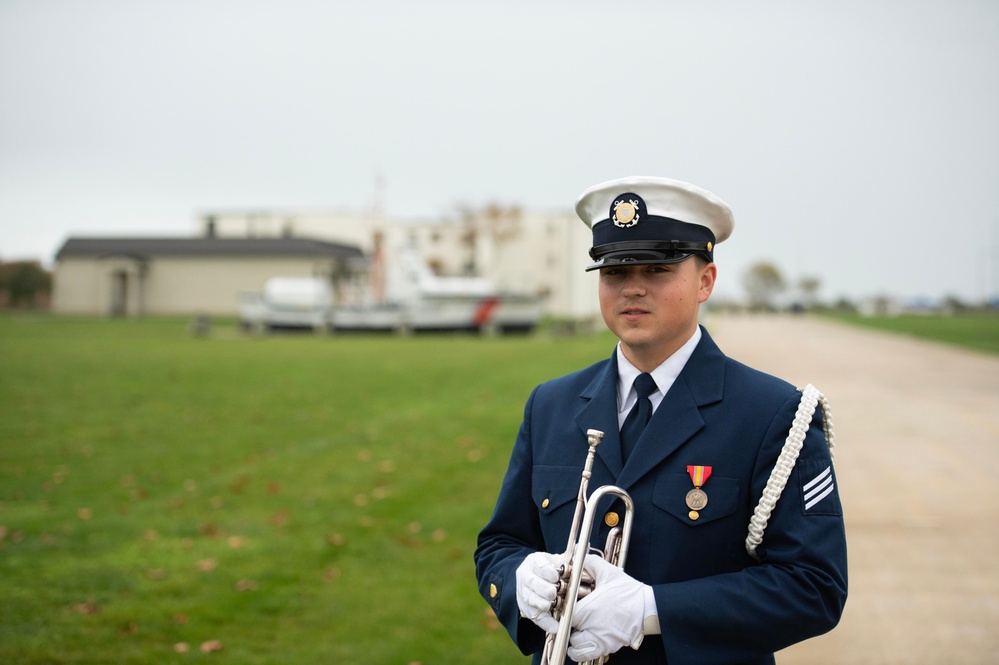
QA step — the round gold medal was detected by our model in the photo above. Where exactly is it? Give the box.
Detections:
[685,488,708,511]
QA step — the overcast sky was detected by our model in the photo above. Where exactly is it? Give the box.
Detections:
[2,0,998,303]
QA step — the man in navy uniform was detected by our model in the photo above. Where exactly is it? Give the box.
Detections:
[475,176,847,664]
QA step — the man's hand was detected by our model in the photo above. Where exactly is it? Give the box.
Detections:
[566,554,649,662]
[515,552,563,634]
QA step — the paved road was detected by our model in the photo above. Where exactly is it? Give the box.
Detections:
[705,314,999,665]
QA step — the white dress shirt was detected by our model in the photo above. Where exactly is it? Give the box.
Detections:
[614,326,702,429]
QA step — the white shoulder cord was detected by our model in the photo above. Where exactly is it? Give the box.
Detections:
[745,384,835,560]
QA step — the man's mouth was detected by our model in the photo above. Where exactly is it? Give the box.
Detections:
[621,307,649,319]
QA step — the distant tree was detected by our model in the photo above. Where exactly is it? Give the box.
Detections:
[832,297,857,313]
[0,261,52,308]
[943,294,969,313]
[743,262,786,311]
[798,275,822,310]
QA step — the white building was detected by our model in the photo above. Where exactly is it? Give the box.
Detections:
[53,236,362,317]
[197,206,600,321]
[52,205,601,322]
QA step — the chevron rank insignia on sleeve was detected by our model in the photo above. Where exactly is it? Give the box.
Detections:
[797,459,841,515]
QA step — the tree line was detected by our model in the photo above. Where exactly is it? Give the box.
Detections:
[0,260,52,309]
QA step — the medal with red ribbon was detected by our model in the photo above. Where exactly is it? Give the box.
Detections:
[685,465,712,511]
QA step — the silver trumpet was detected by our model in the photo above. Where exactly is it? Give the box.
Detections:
[541,429,635,665]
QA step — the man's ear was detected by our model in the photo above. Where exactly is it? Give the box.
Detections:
[698,262,717,304]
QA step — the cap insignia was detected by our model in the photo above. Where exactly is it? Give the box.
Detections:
[612,198,640,228]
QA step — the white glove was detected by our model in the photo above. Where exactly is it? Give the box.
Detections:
[515,552,563,634]
[566,554,649,662]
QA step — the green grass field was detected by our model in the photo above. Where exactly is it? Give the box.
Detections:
[0,316,621,664]
[3,311,994,664]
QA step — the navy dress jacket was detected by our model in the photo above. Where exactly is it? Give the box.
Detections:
[475,327,847,665]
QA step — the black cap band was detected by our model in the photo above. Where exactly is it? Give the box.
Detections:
[587,216,716,271]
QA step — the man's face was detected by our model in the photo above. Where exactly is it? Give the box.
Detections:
[598,259,716,370]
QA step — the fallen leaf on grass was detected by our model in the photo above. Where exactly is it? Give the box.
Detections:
[200,640,223,653]
[174,642,189,653]
[268,510,288,526]
[482,607,501,630]
[53,467,69,484]
[77,508,93,521]
[235,579,258,591]
[195,558,218,572]
[227,535,247,548]
[73,601,99,615]
[230,474,250,494]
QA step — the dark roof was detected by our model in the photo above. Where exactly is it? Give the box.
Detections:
[55,236,363,261]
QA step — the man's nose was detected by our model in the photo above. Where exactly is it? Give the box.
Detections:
[621,271,647,295]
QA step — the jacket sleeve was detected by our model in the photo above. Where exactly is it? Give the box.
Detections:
[653,391,848,665]
[474,385,549,656]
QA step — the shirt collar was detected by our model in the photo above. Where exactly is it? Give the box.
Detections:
[616,326,702,415]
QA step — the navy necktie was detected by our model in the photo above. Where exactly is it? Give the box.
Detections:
[620,373,657,462]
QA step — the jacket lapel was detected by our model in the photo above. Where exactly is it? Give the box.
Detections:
[616,327,727,490]
[575,351,625,478]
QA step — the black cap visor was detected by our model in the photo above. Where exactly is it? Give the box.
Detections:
[585,240,712,272]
